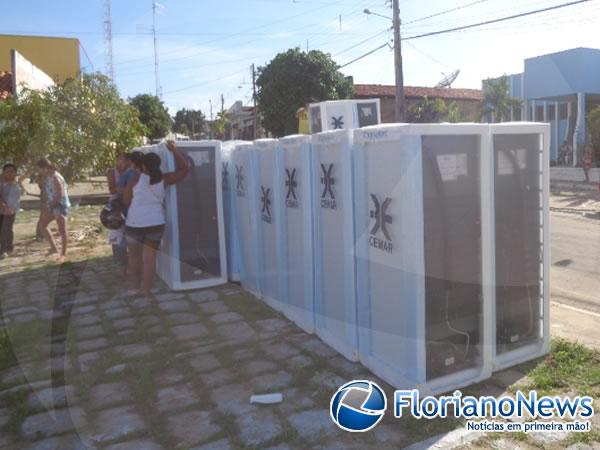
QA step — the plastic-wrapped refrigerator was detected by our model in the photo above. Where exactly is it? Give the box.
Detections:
[311,129,358,361]
[254,139,285,311]
[221,140,250,282]
[308,99,382,133]
[490,123,550,370]
[151,140,228,290]
[231,142,262,298]
[278,134,315,333]
[353,124,493,394]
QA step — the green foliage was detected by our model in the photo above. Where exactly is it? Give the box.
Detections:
[407,97,463,123]
[129,93,172,140]
[586,106,600,162]
[0,73,144,181]
[480,75,521,122]
[526,338,600,396]
[173,107,206,137]
[211,111,231,140]
[256,48,353,137]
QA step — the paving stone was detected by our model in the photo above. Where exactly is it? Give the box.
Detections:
[237,411,282,447]
[115,344,151,359]
[172,324,209,341]
[26,385,76,410]
[298,338,338,358]
[155,292,184,302]
[157,383,199,412]
[158,300,191,312]
[78,352,101,373]
[200,368,234,388]
[529,429,571,446]
[77,325,104,340]
[78,337,109,352]
[288,409,336,440]
[255,318,290,333]
[286,354,314,372]
[141,316,161,327]
[90,382,131,409]
[217,322,256,342]
[250,370,292,391]
[0,407,9,428]
[13,313,37,323]
[169,312,201,324]
[189,354,221,372]
[492,368,530,388]
[156,369,185,387]
[209,312,243,324]
[105,440,162,450]
[261,342,300,360]
[117,329,135,337]
[211,385,256,416]
[191,438,232,450]
[263,445,292,450]
[44,356,72,373]
[24,435,93,450]
[75,313,101,326]
[310,371,345,391]
[372,423,406,445]
[21,407,86,440]
[198,301,228,314]
[71,305,96,316]
[245,360,277,376]
[105,364,127,375]
[277,388,315,415]
[113,318,136,330]
[100,300,125,310]
[104,307,130,319]
[168,410,220,447]
[231,347,257,361]
[188,290,219,303]
[93,406,145,443]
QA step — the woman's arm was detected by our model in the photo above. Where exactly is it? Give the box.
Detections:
[123,173,140,206]
[163,141,190,186]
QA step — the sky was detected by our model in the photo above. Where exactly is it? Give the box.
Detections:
[2,0,600,116]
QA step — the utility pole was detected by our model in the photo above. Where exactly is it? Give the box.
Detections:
[152,0,161,98]
[209,99,213,140]
[221,93,225,114]
[252,64,258,139]
[392,0,405,122]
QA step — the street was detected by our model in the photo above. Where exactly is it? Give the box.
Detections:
[551,211,600,349]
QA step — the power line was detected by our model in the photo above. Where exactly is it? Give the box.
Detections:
[403,0,491,25]
[338,42,390,69]
[403,0,594,41]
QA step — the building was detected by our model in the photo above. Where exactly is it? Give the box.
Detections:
[0,34,80,84]
[488,47,600,165]
[227,101,258,140]
[353,84,483,122]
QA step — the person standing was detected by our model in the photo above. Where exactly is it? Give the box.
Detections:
[106,153,136,276]
[36,158,71,262]
[123,141,189,297]
[583,144,594,183]
[0,164,25,258]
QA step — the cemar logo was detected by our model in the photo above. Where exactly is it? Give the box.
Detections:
[330,380,387,432]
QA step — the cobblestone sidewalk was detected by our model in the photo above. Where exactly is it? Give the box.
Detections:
[0,256,597,450]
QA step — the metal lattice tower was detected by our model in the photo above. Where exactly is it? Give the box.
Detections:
[103,0,114,80]
[153,0,162,98]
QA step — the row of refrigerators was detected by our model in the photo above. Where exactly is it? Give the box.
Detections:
[147,122,550,395]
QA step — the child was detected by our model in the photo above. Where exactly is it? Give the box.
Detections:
[0,164,25,258]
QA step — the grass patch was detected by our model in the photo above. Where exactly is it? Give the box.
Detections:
[563,427,600,446]
[3,387,33,436]
[0,328,17,371]
[526,338,600,396]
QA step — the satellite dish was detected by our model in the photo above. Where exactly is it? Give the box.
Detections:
[435,69,460,88]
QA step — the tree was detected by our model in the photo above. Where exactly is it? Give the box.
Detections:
[129,94,172,140]
[587,105,600,165]
[480,76,521,122]
[407,97,448,123]
[211,111,231,140]
[173,108,205,137]
[0,73,144,181]
[256,48,353,137]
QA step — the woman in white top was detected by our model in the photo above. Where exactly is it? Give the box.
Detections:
[123,141,189,297]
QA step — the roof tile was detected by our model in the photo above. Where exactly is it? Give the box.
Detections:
[354,83,482,101]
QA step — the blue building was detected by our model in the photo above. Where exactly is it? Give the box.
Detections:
[487,47,600,165]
